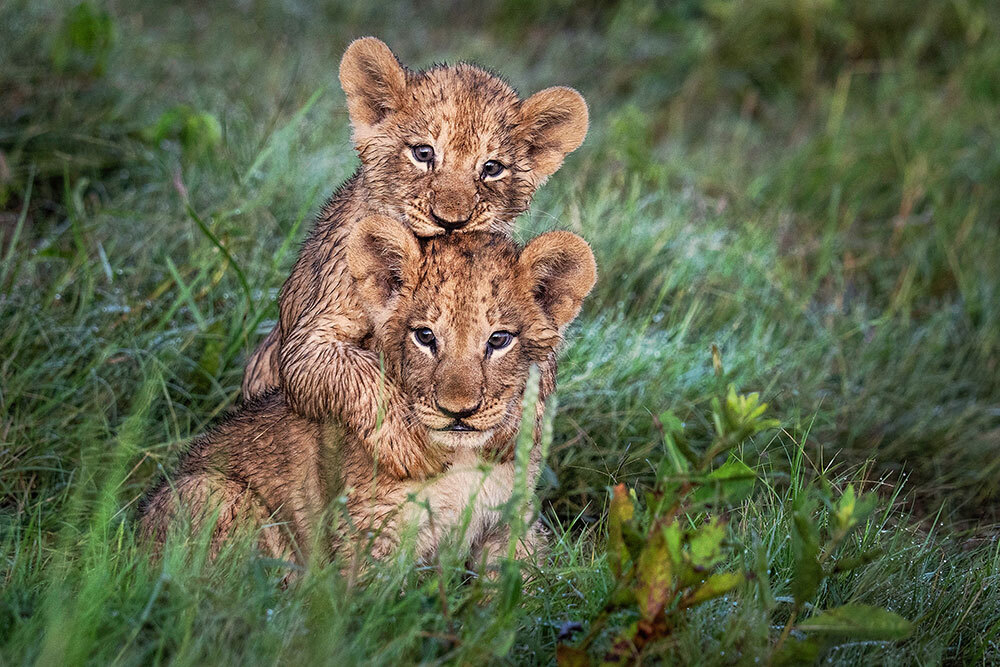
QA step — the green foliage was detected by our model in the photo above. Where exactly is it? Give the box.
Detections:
[559,387,912,664]
[143,106,224,160]
[691,455,755,504]
[771,478,909,662]
[49,2,116,75]
[796,604,913,640]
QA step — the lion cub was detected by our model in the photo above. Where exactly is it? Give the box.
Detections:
[242,37,589,479]
[142,217,596,567]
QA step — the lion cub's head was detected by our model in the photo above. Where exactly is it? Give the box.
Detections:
[347,216,596,451]
[339,37,588,237]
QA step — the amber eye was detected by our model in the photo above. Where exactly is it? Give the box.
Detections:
[413,327,436,348]
[487,331,514,351]
[481,160,505,179]
[412,145,435,163]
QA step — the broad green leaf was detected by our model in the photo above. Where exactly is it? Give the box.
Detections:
[797,604,914,640]
[684,571,744,606]
[635,526,674,620]
[791,497,822,605]
[689,517,726,570]
[608,484,635,576]
[692,455,756,504]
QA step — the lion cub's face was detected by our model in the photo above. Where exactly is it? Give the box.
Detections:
[339,38,589,237]
[347,216,596,450]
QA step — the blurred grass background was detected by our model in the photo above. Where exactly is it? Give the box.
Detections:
[1,0,999,663]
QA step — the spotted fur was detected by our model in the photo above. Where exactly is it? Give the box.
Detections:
[241,37,589,479]
[140,225,597,567]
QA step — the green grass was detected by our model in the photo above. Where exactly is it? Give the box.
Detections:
[2,0,999,663]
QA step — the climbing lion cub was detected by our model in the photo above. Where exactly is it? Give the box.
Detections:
[141,217,597,566]
[241,37,588,479]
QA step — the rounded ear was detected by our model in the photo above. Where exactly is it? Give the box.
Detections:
[519,231,597,330]
[518,87,589,182]
[346,215,421,311]
[339,37,407,132]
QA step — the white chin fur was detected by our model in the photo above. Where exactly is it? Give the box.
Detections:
[428,429,493,450]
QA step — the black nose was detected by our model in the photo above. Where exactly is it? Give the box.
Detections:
[430,210,470,231]
[436,402,480,420]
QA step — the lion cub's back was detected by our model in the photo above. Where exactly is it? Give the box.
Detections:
[139,393,328,554]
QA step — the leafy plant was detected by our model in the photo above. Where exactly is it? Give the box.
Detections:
[557,387,913,664]
[766,480,912,664]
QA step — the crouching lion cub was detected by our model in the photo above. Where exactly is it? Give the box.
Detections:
[140,217,596,568]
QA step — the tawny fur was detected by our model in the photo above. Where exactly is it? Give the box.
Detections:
[142,222,597,569]
[241,37,589,479]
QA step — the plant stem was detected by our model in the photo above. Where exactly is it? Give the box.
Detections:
[769,605,799,664]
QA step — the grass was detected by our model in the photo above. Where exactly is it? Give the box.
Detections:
[2,0,999,663]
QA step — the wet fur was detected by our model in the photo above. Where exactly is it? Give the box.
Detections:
[241,37,588,479]
[142,226,596,568]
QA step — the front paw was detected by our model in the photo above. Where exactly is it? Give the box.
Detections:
[372,417,442,479]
